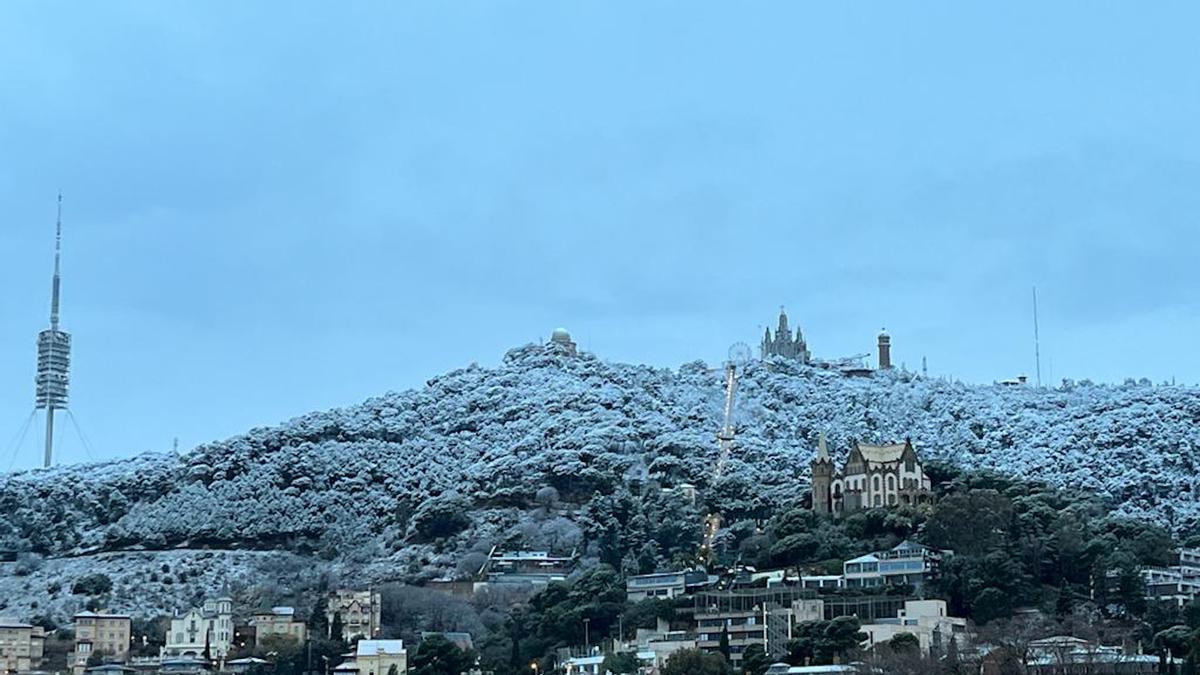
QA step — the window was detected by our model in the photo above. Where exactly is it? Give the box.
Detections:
[887,475,895,491]
[874,495,882,506]
[873,476,880,492]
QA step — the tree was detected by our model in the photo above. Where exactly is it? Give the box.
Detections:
[718,627,731,661]
[310,596,330,639]
[661,649,732,675]
[600,651,639,674]
[330,612,345,644]
[972,587,1012,625]
[741,643,770,675]
[71,574,113,596]
[889,632,920,654]
[410,634,476,675]
[924,489,1013,555]
[86,649,108,667]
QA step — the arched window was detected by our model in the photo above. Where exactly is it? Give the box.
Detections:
[887,474,896,491]
[873,475,881,493]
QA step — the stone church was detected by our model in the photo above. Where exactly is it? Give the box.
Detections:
[810,434,932,514]
[762,308,810,362]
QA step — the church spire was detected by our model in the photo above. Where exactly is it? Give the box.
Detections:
[815,431,831,462]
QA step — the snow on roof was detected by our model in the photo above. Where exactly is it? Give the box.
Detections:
[845,553,880,564]
[74,611,131,619]
[856,443,907,463]
[0,618,33,628]
[357,640,406,657]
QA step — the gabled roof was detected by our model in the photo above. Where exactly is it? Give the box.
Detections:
[845,554,879,565]
[892,540,928,553]
[856,443,907,464]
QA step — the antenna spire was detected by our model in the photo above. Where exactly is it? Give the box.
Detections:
[50,193,63,330]
[1033,286,1042,388]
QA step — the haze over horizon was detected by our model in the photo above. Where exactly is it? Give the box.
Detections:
[2,2,1198,470]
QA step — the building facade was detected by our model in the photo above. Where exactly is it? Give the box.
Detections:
[0,619,45,673]
[860,600,968,655]
[811,436,932,515]
[844,541,943,591]
[327,590,381,640]
[163,597,234,659]
[352,640,406,675]
[761,309,810,362]
[72,612,132,675]
[249,608,306,645]
[625,570,714,602]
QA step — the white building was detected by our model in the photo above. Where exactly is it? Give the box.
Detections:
[859,600,968,655]
[353,640,407,675]
[843,541,942,590]
[625,570,715,602]
[164,597,234,659]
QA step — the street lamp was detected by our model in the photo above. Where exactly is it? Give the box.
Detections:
[583,618,591,654]
[530,661,538,674]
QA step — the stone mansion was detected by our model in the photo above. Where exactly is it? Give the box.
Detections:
[810,435,932,514]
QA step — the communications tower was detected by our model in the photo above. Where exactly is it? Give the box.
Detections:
[34,195,71,468]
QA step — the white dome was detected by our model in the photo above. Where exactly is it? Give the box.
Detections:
[551,328,571,340]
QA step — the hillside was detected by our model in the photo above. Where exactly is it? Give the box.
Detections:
[2,342,1199,619]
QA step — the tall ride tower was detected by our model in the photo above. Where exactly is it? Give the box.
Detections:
[34,195,71,468]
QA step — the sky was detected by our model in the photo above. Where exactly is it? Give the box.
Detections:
[2,2,1198,470]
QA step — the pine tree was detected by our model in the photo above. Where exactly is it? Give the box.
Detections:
[330,612,345,644]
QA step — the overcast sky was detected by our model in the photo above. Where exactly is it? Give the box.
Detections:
[2,2,1198,470]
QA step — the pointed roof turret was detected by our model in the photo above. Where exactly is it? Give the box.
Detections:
[815,432,832,463]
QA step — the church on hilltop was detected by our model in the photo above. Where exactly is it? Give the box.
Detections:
[762,307,810,362]
[810,434,932,514]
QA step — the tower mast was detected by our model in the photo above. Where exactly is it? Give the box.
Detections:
[35,194,71,468]
[1033,286,1042,388]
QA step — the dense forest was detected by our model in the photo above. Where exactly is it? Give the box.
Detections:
[1,343,1198,620]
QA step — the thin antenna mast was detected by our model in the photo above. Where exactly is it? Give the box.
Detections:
[1033,287,1042,387]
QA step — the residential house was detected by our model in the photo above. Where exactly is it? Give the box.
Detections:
[249,608,306,645]
[327,590,382,640]
[0,618,45,673]
[859,600,968,654]
[843,541,941,590]
[72,612,132,675]
[625,570,714,602]
[1013,636,1164,674]
[353,640,406,675]
[477,549,577,589]
[163,597,234,659]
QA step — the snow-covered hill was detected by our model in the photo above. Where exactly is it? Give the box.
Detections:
[2,343,1198,619]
